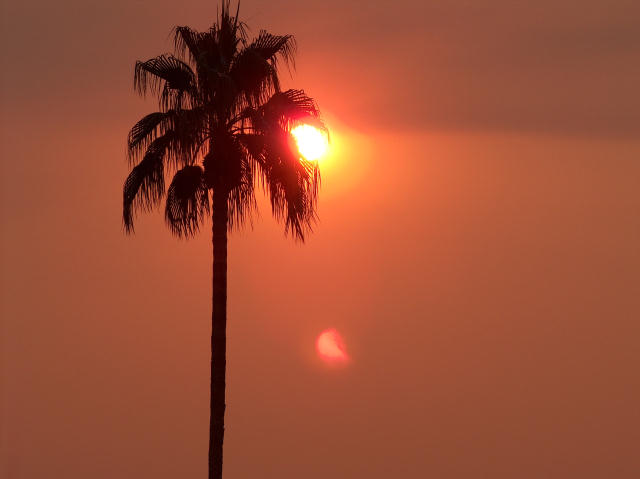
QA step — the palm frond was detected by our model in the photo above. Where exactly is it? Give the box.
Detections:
[134,54,196,109]
[227,30,295,110]
[235,132,265,162]
[230,47,280,109]
[237,129,319,241]
[127,108,208,167]
[244,89,324,133]
[248,30,296,71]
[127,111,170,158]
[123,135,172,233]
[165,165,210,237]
[173,26,203,64]
[267,161,319,241]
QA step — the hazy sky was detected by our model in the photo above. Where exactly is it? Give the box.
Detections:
[1,1,639,478]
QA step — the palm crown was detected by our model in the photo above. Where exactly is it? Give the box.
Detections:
[123,2,324,239]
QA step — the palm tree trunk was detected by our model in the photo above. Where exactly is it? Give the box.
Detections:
[209,189,228,479]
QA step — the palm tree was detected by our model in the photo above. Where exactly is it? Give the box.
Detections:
[122,2,324,478]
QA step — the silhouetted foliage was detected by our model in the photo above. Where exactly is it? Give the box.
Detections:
[121,3,325,479]
[123,1,324,239]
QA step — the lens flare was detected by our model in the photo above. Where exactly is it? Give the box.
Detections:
[291,124,329,161]
[316,329,349,363]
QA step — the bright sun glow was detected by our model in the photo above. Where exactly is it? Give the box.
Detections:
[291,124,329,161]
[316,329,349,363]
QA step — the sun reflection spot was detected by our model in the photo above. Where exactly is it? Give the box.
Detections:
[316,329,349,363]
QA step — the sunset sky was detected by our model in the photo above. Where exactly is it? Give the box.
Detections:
[1,1,640,478]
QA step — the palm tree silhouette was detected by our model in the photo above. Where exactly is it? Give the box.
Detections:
[122,2,324,477]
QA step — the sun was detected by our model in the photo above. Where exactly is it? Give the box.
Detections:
[291,124,329,161]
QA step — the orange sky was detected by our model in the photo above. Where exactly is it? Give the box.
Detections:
[2,1,640,478]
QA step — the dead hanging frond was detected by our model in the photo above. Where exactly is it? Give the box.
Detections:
[226,181,256,231]
[203,133,256,232]
[225,148,256,231]
[165,165,210,237]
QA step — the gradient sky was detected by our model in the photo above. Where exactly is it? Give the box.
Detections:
[1,1,640,478]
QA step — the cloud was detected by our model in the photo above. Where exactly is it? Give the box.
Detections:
[2,0,639,137]
[289,0,640,137]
